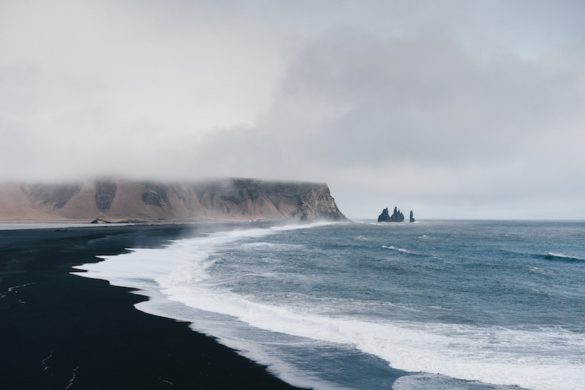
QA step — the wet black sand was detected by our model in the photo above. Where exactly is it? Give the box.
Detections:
[0,224,300,390]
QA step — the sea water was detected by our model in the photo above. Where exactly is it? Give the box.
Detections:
[75,220,585,390]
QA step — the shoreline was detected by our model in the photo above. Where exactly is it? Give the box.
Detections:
[0,218,331,232]
[0,218,282,226]
[0,224,301,389]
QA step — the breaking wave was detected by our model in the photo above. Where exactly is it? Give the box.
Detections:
[73,221,585,390]
[382,245,429,257]
[541,252,585,263]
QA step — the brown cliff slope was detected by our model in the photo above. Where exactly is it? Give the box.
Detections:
[0,178,346,223]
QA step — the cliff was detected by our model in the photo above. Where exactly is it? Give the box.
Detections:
[0,178,346,223]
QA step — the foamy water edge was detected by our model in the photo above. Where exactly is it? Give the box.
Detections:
[73,222,585,390]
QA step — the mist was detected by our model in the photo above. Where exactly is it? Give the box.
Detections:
[1,0,584,219]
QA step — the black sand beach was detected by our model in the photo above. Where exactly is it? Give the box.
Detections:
[0,224,300,390]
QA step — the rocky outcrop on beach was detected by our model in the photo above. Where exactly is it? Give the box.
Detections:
[0,178,346,223]
[378,207,405,222]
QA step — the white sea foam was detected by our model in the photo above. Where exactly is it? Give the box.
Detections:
[74,222,585,390]
[392,373,510,390]
[545,252,585,262]
[240,242,306,250]
[75,221,345,390]
[381,245,431,258]
[382,245,413,254]
[160,288,585,390]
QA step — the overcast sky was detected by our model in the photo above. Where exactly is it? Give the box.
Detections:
[1,0,584,219]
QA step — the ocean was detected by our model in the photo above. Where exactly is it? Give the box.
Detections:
[75,220,585,390]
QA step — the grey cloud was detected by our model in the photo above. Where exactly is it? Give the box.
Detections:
[191,29,585,218]
[1,0,584,218]
[274,31,582,164]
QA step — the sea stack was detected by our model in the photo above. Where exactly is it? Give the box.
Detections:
[378,208,390,222]
[409,210,415,223]
[378,206,405,222]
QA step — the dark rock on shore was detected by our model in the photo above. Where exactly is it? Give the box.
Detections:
[90,217,111,224]
[90,217,112,224]
[409,210,415,223]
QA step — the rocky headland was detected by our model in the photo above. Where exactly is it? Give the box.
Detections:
[0,178,346,223]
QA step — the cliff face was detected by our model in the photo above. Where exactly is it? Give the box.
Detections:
[0,178,346,223]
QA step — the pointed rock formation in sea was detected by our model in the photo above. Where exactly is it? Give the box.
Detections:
[391,207,405,222]
[378,206,405,222]
[378,208,391,222]
[409,210,415,223]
